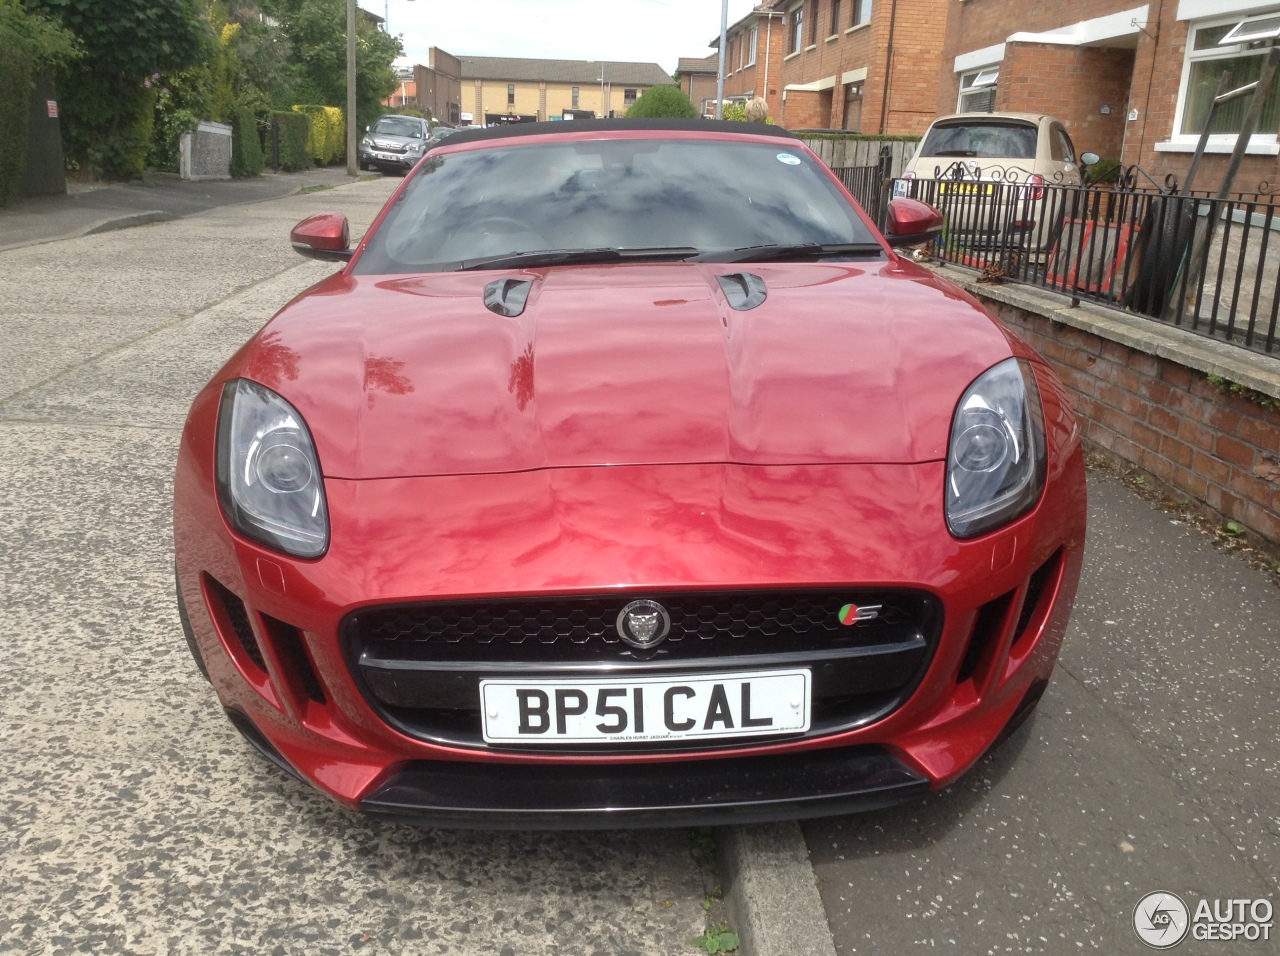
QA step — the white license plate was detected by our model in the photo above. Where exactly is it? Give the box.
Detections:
[479,669,811,744]
[376,152,399,160]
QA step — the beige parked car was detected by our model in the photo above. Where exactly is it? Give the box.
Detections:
[895,112,1085,254]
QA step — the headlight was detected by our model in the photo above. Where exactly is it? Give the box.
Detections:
[216,380,329,558]
[945,358,1046,538]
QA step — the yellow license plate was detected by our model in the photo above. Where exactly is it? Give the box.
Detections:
[938,182,994,195]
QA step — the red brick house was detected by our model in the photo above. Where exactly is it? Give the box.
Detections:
[712,5,788,120]
[939,0,1280,190]
[743,0,950,132]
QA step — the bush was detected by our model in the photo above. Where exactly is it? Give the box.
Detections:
[625,85,698,119]
[1084,157,1124,186]
[230,104,263,177]
[271,110,311,171]
[292,104,344,164]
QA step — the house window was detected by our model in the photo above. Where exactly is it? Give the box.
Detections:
[852,0,871,27]
[811,0,821,44]
[789,3,803,54]
[831,0,841,36]
[1177,14,1280,140]
[572,86,580,109]
[958,66,999,113]
[624,88,637,106]
[747,26,757,65]
[507,83,515,106]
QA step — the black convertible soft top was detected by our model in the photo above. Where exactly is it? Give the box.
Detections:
[441,118,797,148]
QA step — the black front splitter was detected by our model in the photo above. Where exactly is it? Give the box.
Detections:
[360,745,929,830]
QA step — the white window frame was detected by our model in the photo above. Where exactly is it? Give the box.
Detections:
[1164,9,1280,152]
[788,1,804,56]
[747,25,758,66]
[957,66,998,113]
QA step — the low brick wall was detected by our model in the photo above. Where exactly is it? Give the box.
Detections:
[932,269,1280,551]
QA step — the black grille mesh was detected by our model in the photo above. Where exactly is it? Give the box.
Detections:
[356,591,919,648]
[206,576,268,672]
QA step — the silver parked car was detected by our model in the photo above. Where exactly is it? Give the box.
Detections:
[359,114,430,174]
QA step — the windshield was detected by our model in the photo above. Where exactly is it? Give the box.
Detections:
[372,118,422,138]
[353,138,879,274]
[919,122,1038,159]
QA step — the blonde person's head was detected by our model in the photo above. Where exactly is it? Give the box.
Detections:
[744,98,769,124]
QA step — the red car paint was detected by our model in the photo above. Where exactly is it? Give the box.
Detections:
[173,123,1086,822]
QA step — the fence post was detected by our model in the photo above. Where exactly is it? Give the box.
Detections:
[876,143,894,231]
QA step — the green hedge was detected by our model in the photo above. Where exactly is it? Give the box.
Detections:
[271,110,310,171]
[0,26,35,205]
[292,104,344,164]
[230,105,262,177]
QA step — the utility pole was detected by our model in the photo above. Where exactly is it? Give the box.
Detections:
[715,0,728,119]
[347,0,357,176]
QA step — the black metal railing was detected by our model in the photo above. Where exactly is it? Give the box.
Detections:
[889,168,1280,356]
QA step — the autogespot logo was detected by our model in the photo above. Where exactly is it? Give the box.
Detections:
[1134,891,1190,949]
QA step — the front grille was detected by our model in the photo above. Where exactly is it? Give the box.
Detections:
[344,589,942,751]
[358,591,918,652]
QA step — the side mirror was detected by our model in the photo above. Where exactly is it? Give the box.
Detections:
[1079,151,1100,167]
[291,213,352,262]
[365,125,371,132]
[883,198,943,248]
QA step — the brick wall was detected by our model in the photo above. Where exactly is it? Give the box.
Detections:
[781,88,827,129]
[938,0,1139,120]
[996,43,1133,159]
[980,298,1280,547]
[772,0,947,133]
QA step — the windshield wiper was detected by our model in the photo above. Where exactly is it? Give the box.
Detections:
[686,242,884,264]
[453,247,700,271]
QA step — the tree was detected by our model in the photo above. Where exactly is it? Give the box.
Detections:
[27,0,210,176]
[260,0,401,130]
[0,1,80,204]
[626,85,698,119]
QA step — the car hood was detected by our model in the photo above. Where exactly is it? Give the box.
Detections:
[367,133,419,148]
[240,261,1016,480]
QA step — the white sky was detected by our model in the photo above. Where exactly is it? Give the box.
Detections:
[364,0,761,75]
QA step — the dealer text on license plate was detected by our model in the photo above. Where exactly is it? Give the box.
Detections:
[479,669,810,744]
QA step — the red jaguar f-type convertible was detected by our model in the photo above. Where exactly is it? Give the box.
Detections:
[174,120,1086,828]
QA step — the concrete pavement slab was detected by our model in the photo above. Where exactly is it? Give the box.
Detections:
[0,435,708,956]
[805,472,1280,955]
[0,265,337,428]
[0,178,715,956]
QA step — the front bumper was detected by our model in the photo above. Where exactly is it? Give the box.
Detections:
[360,148,418,169]
[360,746,928,829]
[174,372,1086,826]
